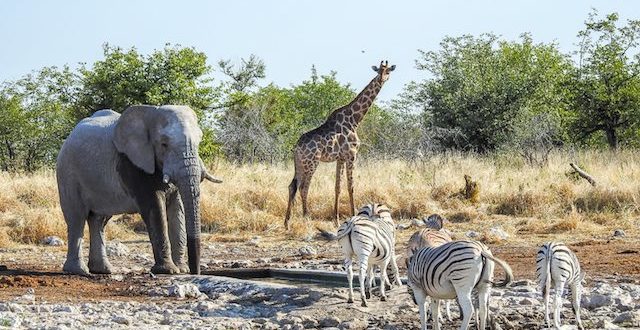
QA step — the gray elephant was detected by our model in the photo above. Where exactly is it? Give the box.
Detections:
[56,105,221,276]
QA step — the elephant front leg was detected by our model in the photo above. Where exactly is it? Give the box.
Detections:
[87,214,113,274]
[167,190,188,273]
[142,192,179,274]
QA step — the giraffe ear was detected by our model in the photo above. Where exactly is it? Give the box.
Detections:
[389,65,396,71]
[371,65,379,72]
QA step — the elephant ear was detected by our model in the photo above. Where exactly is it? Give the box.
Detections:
[113,105,157,174]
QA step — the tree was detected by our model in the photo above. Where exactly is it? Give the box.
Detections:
[571,11,640,149]
[405,34,573,153]
[0,67,77,171]
[76,44,217,117]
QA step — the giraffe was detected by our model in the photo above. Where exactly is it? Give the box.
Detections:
[284,60,396,230]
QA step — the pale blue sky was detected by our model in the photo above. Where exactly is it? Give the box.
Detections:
[1,1,639,101]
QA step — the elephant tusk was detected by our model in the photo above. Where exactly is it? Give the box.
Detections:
[163,174,170,184]
[203,172,223,183]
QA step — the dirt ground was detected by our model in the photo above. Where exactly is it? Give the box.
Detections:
[0,235,638,304]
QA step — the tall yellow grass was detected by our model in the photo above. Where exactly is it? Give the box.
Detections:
[0,150,638,247]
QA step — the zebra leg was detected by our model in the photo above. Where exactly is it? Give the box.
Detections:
[445,300,452,322]
[413,289,428,330]
[365,265,374,299]
[477,285,490,330]
[553,281,565,329]
[345,258,354,303]
[379,260,389,301]
[390,254,403,286]
[455,286,475,330]
[571,282,584,330]
[543,279,551,327]
[430,298,442,330]
[359,259,369,307]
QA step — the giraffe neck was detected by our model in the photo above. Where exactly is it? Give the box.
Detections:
[346,75,384,128]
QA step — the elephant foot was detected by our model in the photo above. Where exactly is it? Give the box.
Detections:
[175,263,190,274]
[151,262,180,274]
[63,259,91,276]
[88,259,113,274]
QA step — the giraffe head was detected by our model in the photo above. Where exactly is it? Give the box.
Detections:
[371,60,396,82]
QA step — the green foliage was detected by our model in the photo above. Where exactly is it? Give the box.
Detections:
[76,43,217,117]
[0,67,76,171]
[570,11,640,149]
[408,33,573,152]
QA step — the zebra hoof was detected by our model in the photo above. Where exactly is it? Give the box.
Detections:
[347,298,353,303]
[365,292,371,299]
[361,301,368,307]
[380,296,387,302]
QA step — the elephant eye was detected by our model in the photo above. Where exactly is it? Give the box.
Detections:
[161,142,168,149]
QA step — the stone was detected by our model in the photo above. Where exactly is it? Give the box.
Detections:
[465,231,479,238]
[582,293,614,310]
[167,283,204,299]
[112,315,132,325]
[299,246,317,257]
[319,316,341,327]
[613,229,625,237]
[247,236,261,246]
[488,226,509,240]
[519,297,539,305]
[0,313,21,328]
[595,319,622,329]
[106,241,130,256]
[41,236,64,246]
[613,311,640,326]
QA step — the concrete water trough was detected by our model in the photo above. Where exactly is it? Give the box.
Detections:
[202,268,407,288]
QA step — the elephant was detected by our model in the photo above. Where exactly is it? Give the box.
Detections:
[56,105,221,276]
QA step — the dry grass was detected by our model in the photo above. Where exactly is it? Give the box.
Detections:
[0,150,638,248]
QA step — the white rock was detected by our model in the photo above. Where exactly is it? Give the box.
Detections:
[488,226,509,240]
[167,283,204,299]
[106,241,130,257]
[613,229,625,237]
[299,246,317,257]
[41,236,64,246]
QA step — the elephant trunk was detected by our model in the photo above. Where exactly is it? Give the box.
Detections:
[176,158,202,275]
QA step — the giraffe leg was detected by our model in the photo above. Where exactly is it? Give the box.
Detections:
[300,160,318,218]
[334,160,344,225]
[284,176,299,230]
[345,160,356,216]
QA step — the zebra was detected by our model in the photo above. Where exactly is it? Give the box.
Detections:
[404,222,454,322]
[407,240,513,330]
[318,203,402,307]
[536,242,585,330]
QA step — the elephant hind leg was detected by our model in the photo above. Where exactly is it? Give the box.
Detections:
[61,199,90,276]
[87,213,113,274]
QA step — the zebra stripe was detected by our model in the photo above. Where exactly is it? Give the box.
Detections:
[407,240,513,330]
[318,203,401,307]
[536,242,584,330]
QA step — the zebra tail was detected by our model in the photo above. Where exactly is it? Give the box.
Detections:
[545,246,552,296]
[481,251,513,288]
[316,228,339,241]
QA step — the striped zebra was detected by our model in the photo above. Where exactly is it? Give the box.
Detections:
[536,242,584,330]
[318,203,402,307]
[407,240,513,330]
[404,223,454,322]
